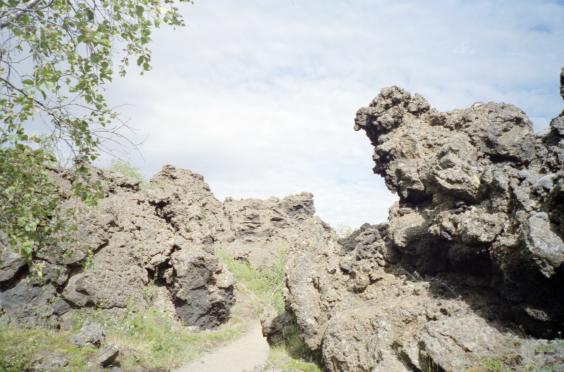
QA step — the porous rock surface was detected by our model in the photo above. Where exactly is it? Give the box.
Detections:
[285,71,564,371]
[0,165,235,329]
[222,192,325,269]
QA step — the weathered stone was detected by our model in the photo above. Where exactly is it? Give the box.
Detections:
[0,248,26,283]
[169,246,235,328]
[0,280,63,325]
[284,73,564,371]
[524,212,564,277]
[2,166,238,329]
[222,192,322,269]
[93,344,119,368]
[70,320,106,347]
[30,352,69,371]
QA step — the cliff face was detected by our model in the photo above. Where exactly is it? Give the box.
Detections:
[285,71,563,371]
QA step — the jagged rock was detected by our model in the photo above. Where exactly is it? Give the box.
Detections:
[148,165,229,245]
[169,245,235,328]
[284,72,564,371]
[70,320,106,347]
[222,192,326,269]
[1,166,237,329]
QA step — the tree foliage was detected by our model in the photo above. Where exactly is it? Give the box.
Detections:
[0,0,189,258]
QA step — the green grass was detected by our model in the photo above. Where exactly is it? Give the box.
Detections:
[107,160,159,192]
[0,323,95,371]
[217,250,322,371]
[71,305,247,369]
[219,250,286,314]
[0,301,250,371]
[1,248,316,371]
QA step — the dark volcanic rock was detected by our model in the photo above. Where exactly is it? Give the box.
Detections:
[0,280,69,325]
[169,244,235,328]
[353,82,564,319]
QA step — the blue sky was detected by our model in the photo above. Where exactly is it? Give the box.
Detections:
[103,0,564,227]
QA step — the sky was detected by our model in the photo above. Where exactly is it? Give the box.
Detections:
[101,0,564,228]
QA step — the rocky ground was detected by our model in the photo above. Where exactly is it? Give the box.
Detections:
[1,70,562,371]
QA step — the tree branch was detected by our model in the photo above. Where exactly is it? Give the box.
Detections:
[0,0,43,30]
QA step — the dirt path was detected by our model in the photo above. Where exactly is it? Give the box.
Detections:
[176,320,269,372]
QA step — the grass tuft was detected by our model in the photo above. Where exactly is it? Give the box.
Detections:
[71,305,247,369]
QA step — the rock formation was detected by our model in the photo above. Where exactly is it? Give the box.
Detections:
[222,192,327,269]
[0,166,235,329]
[2,69,562,371]
[0,164,331,332]
[285,70,564,371]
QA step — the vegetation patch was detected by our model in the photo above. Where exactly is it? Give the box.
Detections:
[218,250,322,371]
[0,322,95,371]
[219,250,286,314]
[0,302,249,371]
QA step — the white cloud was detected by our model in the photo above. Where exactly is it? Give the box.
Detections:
[100,0,564,228]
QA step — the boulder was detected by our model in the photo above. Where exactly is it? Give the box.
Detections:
[30,352,69,371]
[0,249,26,283]
[169,246,235,328]
[0,280,68,325]
[70,320,106,347]
[93,344,119,368]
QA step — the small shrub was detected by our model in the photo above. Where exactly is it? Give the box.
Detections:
[108,160,145,183]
